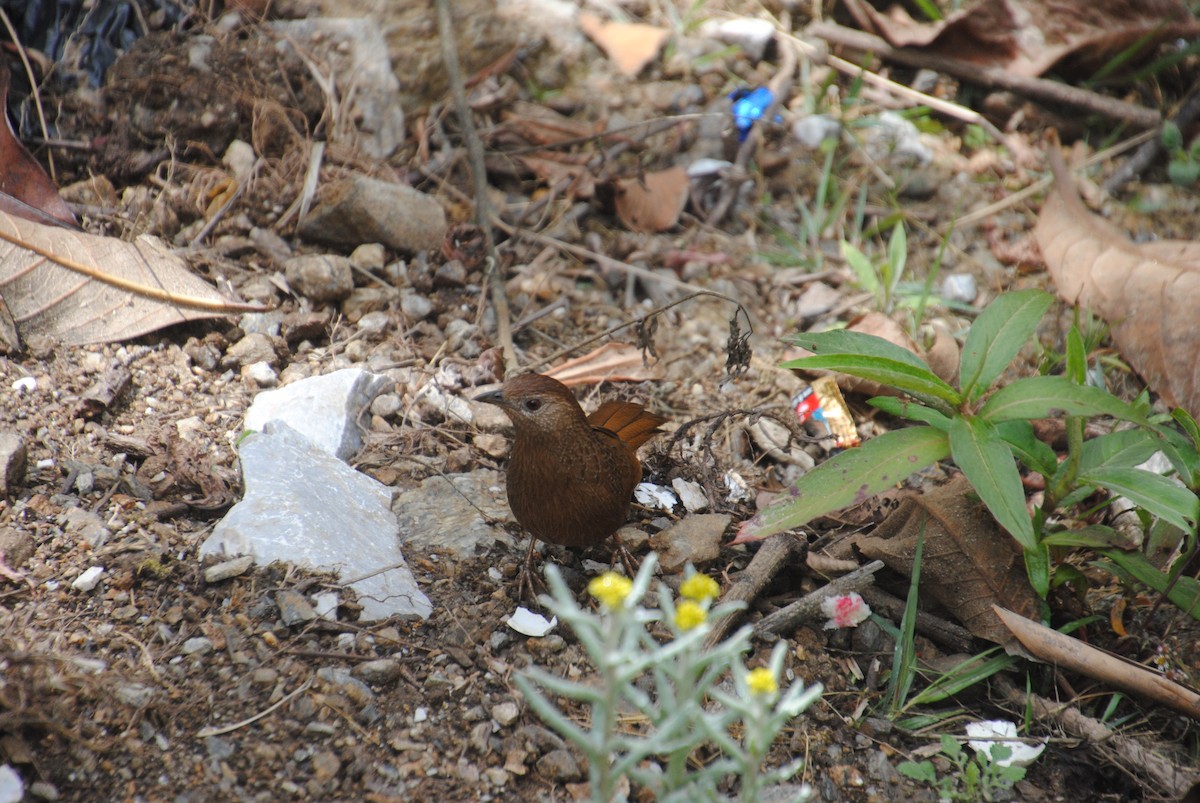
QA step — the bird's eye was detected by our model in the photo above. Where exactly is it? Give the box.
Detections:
[523,398,543,412]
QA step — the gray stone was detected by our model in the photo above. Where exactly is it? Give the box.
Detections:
[203,555,254,583]
[243,367,391,460]
[393,470,513,556]
[350,243,386,271]
[284,254,354,303]
[201,422,431,620]
[181,637,213,655]
[226,333,281,368]
[399,291,433,320]
[491,701,520,727]
[536,749,581,782]
[298,175,446,253]
[0,432,26,496]
[275,589,318,626]
[353,658,402,685]
[649,513,730,572]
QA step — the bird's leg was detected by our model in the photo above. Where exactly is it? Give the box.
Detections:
[516,536,547,603]
[609,532,640,578]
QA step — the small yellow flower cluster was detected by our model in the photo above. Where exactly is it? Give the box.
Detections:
[680,573,720,602]
[674,571,720,631]
[674,601,707,630]
[588,572,633,609]
[746,667,778,696]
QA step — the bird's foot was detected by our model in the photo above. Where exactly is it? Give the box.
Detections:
[609,535,640,578]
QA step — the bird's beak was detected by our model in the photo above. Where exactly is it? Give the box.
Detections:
[473,388,506,406]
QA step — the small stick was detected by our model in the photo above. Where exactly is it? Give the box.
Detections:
[436,0,517,373]
[704,534,807,650]
[809,21,1160,130]
[1104,78,1200,192]
[196,675,314,737]
[754,559,884,638]
[857,585,973,653]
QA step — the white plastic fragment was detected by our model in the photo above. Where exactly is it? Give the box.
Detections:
[72,566,106,591]
[0,764,24,803]
[635,482,679,511]
[723,469,752,503]
[700,17,776,61]
[506,606,557,638]
[10,377,35,393]
[965,720,1047,767]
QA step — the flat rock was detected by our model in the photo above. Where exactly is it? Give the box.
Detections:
[299,175,446,253]
[394,469,513,557]
[201,422,431,621]
[649,513,730,572]
[244,367,392,460]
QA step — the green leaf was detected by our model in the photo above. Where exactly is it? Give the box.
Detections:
[735,427,951,541]
[1078,428,1161,474]
[1065,325,1087,384]
[886,222,907,295]
[1042,525,1136,549]
[1099,549,1200,620]
[842,240,879,294]
[1172,408,1200,449]
[786,329,931,371]
[978,375,1149,425]
[1024,542,1051,599]
[869,396,952,430]
[948,416,1037,550]
[1162,121,1183,151]
[783,355,961,407]
[1079,467,1199,532]
[995,420,1058,477]
[959,290,1054,402]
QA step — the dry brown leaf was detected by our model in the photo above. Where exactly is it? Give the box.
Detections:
[994,606,1200,721]
[0,212,260,345]
[1035,150,1200,418]
[851,475,1040,644]
[613,167,690,234]
[843,0,1200,78]
[579,13,670,77]
[0,62,77,228]
[544,342,661,386]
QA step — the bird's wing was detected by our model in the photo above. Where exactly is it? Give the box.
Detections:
[589,401,666,450]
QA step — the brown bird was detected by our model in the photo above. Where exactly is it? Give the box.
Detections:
[474,373,666,596]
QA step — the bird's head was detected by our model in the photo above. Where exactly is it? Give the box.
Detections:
[474,373,588,436]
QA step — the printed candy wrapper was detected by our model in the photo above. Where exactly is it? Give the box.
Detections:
[792,376,860,448]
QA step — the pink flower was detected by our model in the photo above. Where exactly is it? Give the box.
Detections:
[821,592,871,629]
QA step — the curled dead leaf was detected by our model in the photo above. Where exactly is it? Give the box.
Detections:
[613,167,690,233]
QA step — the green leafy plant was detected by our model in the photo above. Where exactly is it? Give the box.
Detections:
[898,734,1027,802]
[1162,121,1200,186]
[737,288,1200,609]
[516,554,823,802]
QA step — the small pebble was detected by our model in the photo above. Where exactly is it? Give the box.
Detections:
[492,701,520,727]
[203,555,254,583]
[72,566,105,591]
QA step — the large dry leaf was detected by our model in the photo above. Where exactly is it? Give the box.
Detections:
[851,475,1040,644]
[1035,151,1200,418]
[994,606,1200,720]
[0,212,258,345]
[843,0,1200,78]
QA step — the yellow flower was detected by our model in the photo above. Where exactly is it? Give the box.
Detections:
[746,667,778,696]
[588,572,633,609]
[674,600,707,631]
[680,573,720,602]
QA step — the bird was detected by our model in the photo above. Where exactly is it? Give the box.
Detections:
[474,372,666,597]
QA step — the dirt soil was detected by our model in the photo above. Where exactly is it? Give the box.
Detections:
[0,1,1198,801]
